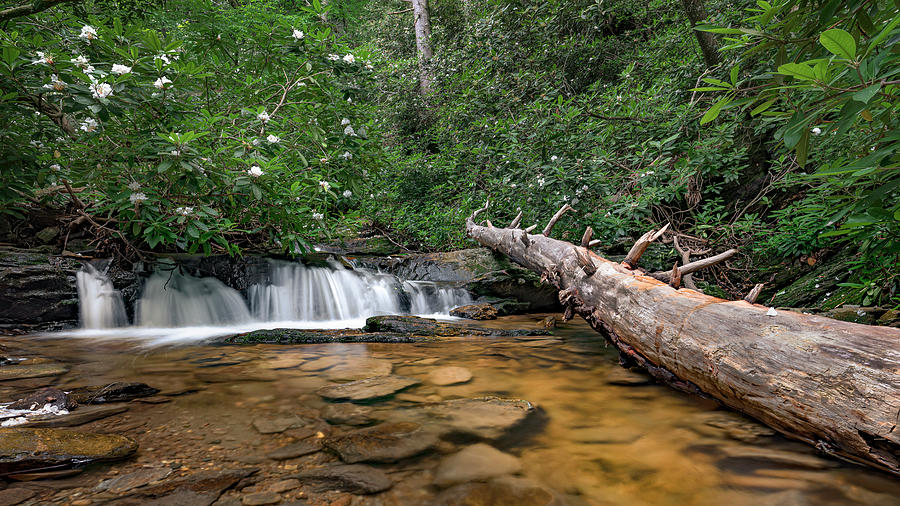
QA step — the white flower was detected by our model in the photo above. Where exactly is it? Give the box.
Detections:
[292,29,304,40]
[312,212,324,220]
[170,149,181,156]
[341,151,352,160]
[155,54,171,66]
[247,165,264,177]
[175,206,193,216]
[73,55,89,68]
[328,54,341,61]
[537,177,546,187]
[343,190,352,198]
[319,157,328,164]
[79,25,98,41]
[341,118,351,126]
[550,155,558,162]
[343,53,356,64]
[257,111,270,122]
[251,137,261,146]
[128,181,141,190]
[83,65,96,75]
[90,82,113,99]
[811,127,822,136]
[343,125,356,136]
[129,192,147,204]
[43,75,66,91]
[365,63,374,71]
[80,118,99,132]
[267,134,280,144]
[32,51,52,65]
[111,64,132,75]
[50,164,61,171]
[616,95,623,102]
[318,180,331,191]
[766,307,778,317]
[154,76,172,89]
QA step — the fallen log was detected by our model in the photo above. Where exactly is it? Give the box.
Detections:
[466,202,900,476]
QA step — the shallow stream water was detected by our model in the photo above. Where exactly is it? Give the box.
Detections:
[2,315,899,505]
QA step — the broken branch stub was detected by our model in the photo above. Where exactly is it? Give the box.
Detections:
[509,210,523,229]
[542,204,575,237]
[652,248,737,282]
[580,227,593,248]
[622,223,669,269]
[744,283,764,304]
[574,246,597,276]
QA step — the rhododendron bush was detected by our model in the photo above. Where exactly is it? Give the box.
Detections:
[1,0,377,255]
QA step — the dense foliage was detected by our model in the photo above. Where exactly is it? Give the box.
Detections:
[2,0,898,306]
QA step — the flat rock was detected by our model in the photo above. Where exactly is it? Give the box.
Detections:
[24,404,129,428]
[322,403,376,426]
[0,362,68,381]
[316,375,420,402]
[363,315,547,337]
[292,464,392,494]
[449,303,498,320]
[326,422,438,463]
[434,443,522,487]
[119,468,258,505]
[68,382,160,404]
[433,476,556,506]
[0,487,36,505]
[8,387,75,410]
[428,366,473,386]
[300,356,343,372]
[225,329,430,345]
[394,397,535,440]
[97,467,173,493]
[242,491,281,505]
[268,478,301,493]
[252,416,310,434]
[568,426,643,445]
[323,358,393,381]
[0,427,137,474]
[266,440,323,460]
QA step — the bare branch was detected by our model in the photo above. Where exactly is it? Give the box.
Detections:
[651,248,737,282]
[542,204,575,237]
[588,239,602,248]
[524,224,537,233]
[669,262,681,289]
[485,219,493,228]
[580,226,593,248]
[622,223,669,269]
[509,209,523,229]
[0,0,78,22]
[468,200,489,225]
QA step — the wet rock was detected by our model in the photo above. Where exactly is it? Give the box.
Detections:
[322,403,376,426]
[0,362,69,381]
[428,366,473,386]
[568,426,643,445]
[0,487,36,505]
[488,299,533,316]
[394,393,431,403]
[316,375,420,402]
[432,476,556,506]
[97,467,173,493]
[266,440,323,460]
[877,309,900,327]
[23,404,128,428]
[300,356,343,372]
[291,464,392,494]
[0,247,81,325]
[68,382,160,404]
[449,304,497,320]
[719,445,836,470]
[326,422,438,463]
[7,467,83,481]
[252,416,310,435]
[434,443,522,487]
[0,427,137,474]
[824,306,882,325]
[363,315,547,337]
[8,387,76,410]
[323,358,393,381]
[242,491,281,505]
[394,397,536,440]
[604,368,652,386]
[268,479,301,493]
[118,468,258,506]
[226,329,430,345]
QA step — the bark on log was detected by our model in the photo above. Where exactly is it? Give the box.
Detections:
[465,211,900,476]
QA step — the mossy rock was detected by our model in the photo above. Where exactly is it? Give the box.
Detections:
[223,328,437,345]
[363,315,548,337]
[0,428,137,474]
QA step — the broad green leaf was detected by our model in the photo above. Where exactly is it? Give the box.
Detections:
[750,97,777,116]
[777,62,817,81]
[820,29,856,60]
[700,95,731,125]
[853,83,881,103]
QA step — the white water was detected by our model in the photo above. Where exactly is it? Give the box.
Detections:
[62,259,472,345]
[75,263,127,329]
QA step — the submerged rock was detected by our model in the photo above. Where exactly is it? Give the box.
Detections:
[291,464,392,494]
[393,397,536,440]
[96,467,173,493]
[317,375,420,402]
[428,366,473,386]
[252,415,311,434]
[68,382,160,404]
[434,443,522,487]
[326,422,439,463]
[450,303,498,320]
[363,315,548,337]
[8,387,75,410]
[115,468,258,505]
[323,358,393,381]
[323,403,377,426]
[0,427,137,474]
[266,439,323,460]
[433,476,557,506]
[23,404,128,428]
[0,362,69,381]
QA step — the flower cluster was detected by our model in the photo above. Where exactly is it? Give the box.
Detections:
[248,165,264,177]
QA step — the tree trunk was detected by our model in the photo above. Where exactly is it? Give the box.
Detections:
[411,0,434,95]
[680,0,719,67]
[465,203,900,476]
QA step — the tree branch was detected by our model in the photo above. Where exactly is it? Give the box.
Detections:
[0,0,79,22]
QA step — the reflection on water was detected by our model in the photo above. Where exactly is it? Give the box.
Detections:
[3,316,899,505]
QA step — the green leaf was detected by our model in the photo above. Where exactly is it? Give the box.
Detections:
[700,95,731,125]
[852,83,881,103]
[777,62,817,81]
[750,97,777,116]
[782,111,809,149]
[820,29,856,60]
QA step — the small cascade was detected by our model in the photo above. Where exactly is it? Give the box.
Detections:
[136,269,253,327]
[76,264,127,329]
[404,280,472,315]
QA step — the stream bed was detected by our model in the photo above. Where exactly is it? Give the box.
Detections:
[1,315,898,505]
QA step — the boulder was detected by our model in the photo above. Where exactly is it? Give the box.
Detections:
[449,304,498,320]
[326,422,438,463]
[291,464,392,494]
[0,247,80,325]
[0,427,137,474]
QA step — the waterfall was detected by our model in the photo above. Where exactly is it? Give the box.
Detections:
[76,264,127,329]
[404,280,472,315]
[136,269,253,327]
